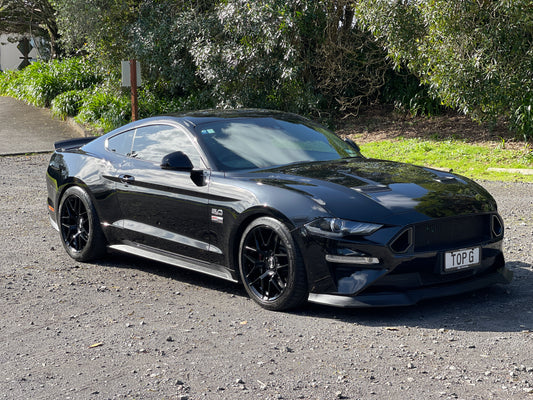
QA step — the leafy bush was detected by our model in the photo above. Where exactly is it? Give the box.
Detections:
[132,0,389,118]
[0,70,19,95]
[0,57,134,132]
[511,95,533,142]
[0,57,103,107]
[137,87,186,118]
[75,87,131,133]
[380,70,443,116]
[355,0,533,139]
[51,89,87,119]
[24,67,64,107]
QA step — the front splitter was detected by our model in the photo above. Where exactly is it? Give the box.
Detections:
[307,267,513,308]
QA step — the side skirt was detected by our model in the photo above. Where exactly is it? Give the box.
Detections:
[109,243,238,283]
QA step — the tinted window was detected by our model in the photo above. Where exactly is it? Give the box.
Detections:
[196,118,360,171]
[107,129,134,156]
[109,125,203,167]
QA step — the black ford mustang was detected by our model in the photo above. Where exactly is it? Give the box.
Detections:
[46,109,512,310]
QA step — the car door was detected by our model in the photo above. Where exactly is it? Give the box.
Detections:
[113,124,220,263]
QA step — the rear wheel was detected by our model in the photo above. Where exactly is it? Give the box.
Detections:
[58,186,106,262]
[239,217,308,311]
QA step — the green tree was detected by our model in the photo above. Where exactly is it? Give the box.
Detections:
[124,0,389,115]
[312,0,389,115]
[129,0,215,98]
[52,0,141,64]
[188,0,389,115]
[189,0,313,111]
[5,0,393,121]
[354,0,533,139]
[0,0,60,58]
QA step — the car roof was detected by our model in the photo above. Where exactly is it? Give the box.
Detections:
[166,108,311,128]
[99,109,317,142]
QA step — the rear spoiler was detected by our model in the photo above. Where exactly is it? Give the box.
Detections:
[54,137,96,151]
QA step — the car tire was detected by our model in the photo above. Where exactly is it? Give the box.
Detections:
[238,217,308,311]
[58,186,106,262]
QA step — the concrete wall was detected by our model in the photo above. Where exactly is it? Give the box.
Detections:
[0,34,41,71]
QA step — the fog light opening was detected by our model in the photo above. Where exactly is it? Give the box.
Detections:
[491,215,503,238]
[390,228,412,253]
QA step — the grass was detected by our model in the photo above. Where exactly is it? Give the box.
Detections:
[359,138,533,183]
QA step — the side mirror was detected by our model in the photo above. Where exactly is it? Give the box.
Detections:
[161,151,193,171]
[161,151,207,187]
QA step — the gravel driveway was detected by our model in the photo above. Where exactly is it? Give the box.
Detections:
[1,154,532,400]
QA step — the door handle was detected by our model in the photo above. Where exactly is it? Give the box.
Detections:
[119,174,135,184]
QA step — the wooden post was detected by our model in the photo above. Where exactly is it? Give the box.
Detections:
[130,59,138,121]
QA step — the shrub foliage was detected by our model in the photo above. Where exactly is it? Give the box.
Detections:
[355,0,533,139]
[1,0,531,138]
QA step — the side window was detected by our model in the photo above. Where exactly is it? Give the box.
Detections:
[107,130,134,156]
[130,125,204,167]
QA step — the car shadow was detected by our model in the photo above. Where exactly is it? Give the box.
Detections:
[101,252,247,298]
[98,254,532,334]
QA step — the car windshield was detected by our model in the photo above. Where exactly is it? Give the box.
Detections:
[195,117,360,171]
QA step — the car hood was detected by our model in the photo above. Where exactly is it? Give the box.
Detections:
[250,158,497,223]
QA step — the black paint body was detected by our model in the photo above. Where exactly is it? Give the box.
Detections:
[46,110,511,307]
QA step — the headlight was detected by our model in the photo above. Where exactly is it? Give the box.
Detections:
[305,218,382,238]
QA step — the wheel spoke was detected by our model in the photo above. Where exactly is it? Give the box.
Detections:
[263,280,271,300]
[243,253,257,264]
[269,275,284,293]
[272,235,281,253]
[64,198,74,217]
[275,263,288,271]
[74,232,82,250]
[264,230,275,248]
[252,230,262,250]
[248,268,268,285]
[66,232,76,247]
[70,198,79,217]
[245,264,261,281]
[79,230,89,244]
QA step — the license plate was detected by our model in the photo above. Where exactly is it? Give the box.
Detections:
[444,247,480,272]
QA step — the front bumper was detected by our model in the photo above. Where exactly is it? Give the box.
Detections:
[308,266,513,307]
[298,212,511,307]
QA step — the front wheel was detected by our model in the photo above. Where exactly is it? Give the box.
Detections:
[239,217,308,311]
[58,186,106,262]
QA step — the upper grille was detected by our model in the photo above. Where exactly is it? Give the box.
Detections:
[413,214,493,252]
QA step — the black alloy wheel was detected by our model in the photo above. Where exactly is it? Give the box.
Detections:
[239,217,307,310]
[58,186,106,262]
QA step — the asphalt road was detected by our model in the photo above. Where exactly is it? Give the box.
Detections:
[0,96,83,155]
[0,99,532,399]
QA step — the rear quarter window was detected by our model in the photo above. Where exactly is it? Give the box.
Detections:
[106,130,134,156]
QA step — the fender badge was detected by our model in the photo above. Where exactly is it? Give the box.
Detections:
[211,208,223,224]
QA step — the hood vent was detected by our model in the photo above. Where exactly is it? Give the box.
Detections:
[433,176,459,184]
[338,171,391,193]
[352,184,391,193]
